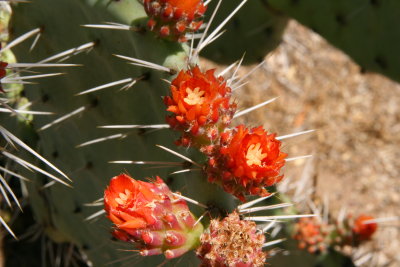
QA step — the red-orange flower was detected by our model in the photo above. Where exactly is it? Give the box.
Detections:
[206,125,287,201]
[352,215,377,241]
[164,66,235,146]
[144,0,207,42]
[104,174,204,259]
[0,61,8,93]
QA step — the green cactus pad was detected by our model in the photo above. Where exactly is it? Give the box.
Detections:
[9,0,235,265]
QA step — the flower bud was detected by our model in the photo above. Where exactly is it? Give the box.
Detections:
[104,174,204,259]
[197,212,267,267]
[293,217,332,254]
[352,215,377,242]
[0,61,8,93]
[144,0,207,42]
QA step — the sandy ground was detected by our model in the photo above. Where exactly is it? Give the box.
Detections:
[204,20,400,266]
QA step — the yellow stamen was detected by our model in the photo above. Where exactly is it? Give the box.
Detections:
[115,189,131,205]
[246,143,267,166]
[184,87,205,105]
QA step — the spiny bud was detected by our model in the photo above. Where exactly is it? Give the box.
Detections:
[144,0,207,42]
[293,217,332,254]
[337,214,378,246]
[164,66,236,146]
[205,125,287,201]
[197,212,267,267]
[104,174,204,259]
[352,215,377,242]
[294,214,378,254]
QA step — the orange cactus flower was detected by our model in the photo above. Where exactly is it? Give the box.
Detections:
[206,125,287,201]
[144,0,207,42]
[352,215,377,241]
[104,174,204,259]
[104,174,158,230]
[164,66,235,146]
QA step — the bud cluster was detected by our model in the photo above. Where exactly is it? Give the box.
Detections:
[293,217,332,253]
[293,214,378,254]
[144,0,207,42]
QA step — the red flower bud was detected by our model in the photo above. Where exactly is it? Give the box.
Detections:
[144,0,207,42]
[293,217,331,254]
[104,174,204,259]
[0,61,8,93]
[352,215,377,241]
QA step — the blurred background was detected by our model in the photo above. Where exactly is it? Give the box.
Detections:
[204,19,400,266]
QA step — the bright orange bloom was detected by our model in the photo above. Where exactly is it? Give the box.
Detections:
[352,215,377,241]
[164,66,235,145]
[206,125,287,201]
[104,174,159,231]
[144,0,206,42]
[104,174,204,259]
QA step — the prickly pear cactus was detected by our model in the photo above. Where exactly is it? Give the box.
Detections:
[266,0,400,82]
[6,0,384,266]
[9,0,226,265]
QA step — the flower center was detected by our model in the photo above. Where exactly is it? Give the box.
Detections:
[184,87,205,105]
[115,189,132,205]
[246,143,267,166]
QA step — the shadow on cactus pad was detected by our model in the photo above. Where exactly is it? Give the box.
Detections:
[267,0,400,83]
[201,0,288,65]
